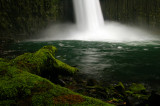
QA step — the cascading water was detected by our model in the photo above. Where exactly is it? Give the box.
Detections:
[73,0,104,30]
[71,0,158,41]
[38,0,159,42]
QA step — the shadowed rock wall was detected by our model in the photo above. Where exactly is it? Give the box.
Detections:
[0,0,74,39]
[100,0,160,32]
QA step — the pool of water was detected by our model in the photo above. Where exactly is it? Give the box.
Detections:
[2,40,160,88]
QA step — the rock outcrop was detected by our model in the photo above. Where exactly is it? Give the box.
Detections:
[0,45,113,106]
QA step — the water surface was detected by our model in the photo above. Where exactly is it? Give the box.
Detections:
[3,40,160,89]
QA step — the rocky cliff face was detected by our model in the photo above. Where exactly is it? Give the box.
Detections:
[100,0,160,32]
[0,0,74,39]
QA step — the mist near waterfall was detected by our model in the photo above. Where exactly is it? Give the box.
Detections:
[36,0,159,42]
[38,21,159,42]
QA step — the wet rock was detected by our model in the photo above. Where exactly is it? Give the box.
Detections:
[76,88,86,94]
[87,79,98,86]
[11,45,78,81]
[57,79,67,86]
[128,83,146,94]
[107,98,126,106]
[0,37,15,45]
[125,83,150,106]
[86,86,108,100]
[115,82,125,95]
[148,91,160,106]
[74,76,87,84]
[0,37,16,58]
[125,83,149,99]
[126,96,147,106]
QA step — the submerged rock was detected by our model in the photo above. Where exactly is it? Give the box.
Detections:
[11,45,78,81]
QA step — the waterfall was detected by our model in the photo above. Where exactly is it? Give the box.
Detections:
[73,0,104,30]
[39,0,158,42]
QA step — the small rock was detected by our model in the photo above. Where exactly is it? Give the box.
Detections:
[115,82,125,95]
[148,91,160,106]
[87,79,97,86]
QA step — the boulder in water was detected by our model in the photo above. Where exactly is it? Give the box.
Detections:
[11,45,78,81]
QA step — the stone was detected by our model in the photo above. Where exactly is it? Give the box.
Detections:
[0,46,114,106]
[11,45,78,81]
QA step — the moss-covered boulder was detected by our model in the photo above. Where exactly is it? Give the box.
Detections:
[0,60,113,106]
[128,83,146,93]
[11,45,78,80]
[126,83,150,101]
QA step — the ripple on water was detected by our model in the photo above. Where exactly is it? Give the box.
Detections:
[4,40,160,89]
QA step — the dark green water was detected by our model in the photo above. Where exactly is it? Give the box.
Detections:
[3,40,160,88]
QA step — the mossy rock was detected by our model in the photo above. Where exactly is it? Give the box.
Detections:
[11,45,78,80]
[0,61,114,106]
[0,58,6,62]
[125,83,149,100]
[114,82,125,94]
[128,83,146,93]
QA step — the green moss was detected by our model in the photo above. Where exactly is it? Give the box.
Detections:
[133,94,149,100]
[0,46,114,106]
[32,93,54,106]
[117,82,125,90]
[12,45,78,78]
[0,60,10,76]
[0,62,113,106]
[114,82,125,95]
[125,83,149,100]
[129,83,146,93]
[0,58,6,62]
[0,64,45,100]
[55,59,78,75]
